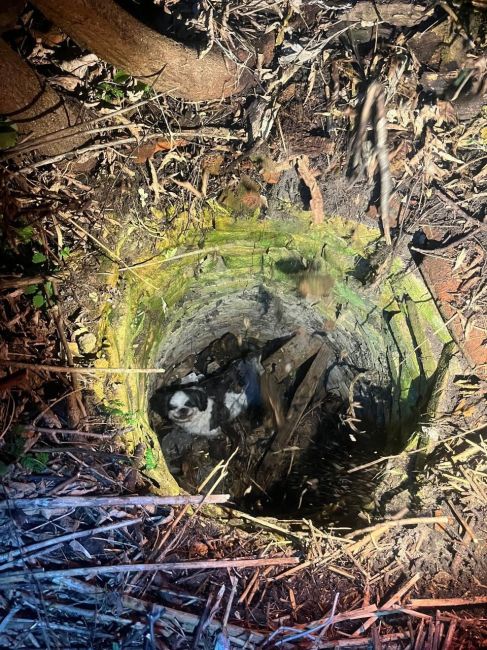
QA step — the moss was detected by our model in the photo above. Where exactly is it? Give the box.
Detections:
[93,202,454,496]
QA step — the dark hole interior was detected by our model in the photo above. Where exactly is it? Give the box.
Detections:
[149,327,397,527]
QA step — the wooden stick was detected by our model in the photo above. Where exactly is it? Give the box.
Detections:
[348,424,487,474]
[0,556,299,584]
[0,516,144,566]
[345,516,450,539]
[442,620,457,650]
[352,573,421,636]
[55,576,265,647]
[446,499,479,544]
[409,597,487,608]
[317,632,409,648]
[0,274,65,290]
[0,359,166,375]
[0,494,230,510]
[375,83,393,246]
[33,426,115,438]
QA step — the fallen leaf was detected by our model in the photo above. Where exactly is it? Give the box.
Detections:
[453,248,468,271]
[31,26,67,46]
[59,53,99,78]
[133,138,189,164]
[297,155,325,224]
[202,153,224,176]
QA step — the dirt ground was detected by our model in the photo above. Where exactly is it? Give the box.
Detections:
[1,1,487,648]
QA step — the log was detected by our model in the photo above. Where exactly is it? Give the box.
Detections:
[31,0,254,102]
[0,39,88,155]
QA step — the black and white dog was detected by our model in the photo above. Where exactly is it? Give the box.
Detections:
[150,358,262,437]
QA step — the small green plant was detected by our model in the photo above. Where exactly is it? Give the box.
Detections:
[21,452,49,472]
[32,251,47,264]
[60,246,71,261]
[25,281,54,310]
[103,400,139,426]
[96,69,152,104]
[15,225,34,243]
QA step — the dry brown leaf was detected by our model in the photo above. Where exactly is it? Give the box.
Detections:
[190,541,209,557]
[31,26,67,46]
[133,138,189,164]
[259,156,297,184]
[202,153,224,176]
[297,155,324,224]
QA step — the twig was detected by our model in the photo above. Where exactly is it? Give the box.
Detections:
[118,247,219,271]
[223,507,304,540]
[4,92,167,155]
[0,556,299,584]
[16,128,245,173]
[347,424,487,473]
[316,632,409,648]
[58,211,160,293]
[445,499,479,544]
[435,188,487,231]
[442,620,457,650]
[0,605,21,634]
[0,274,66,290]
[352,573,421,636]
[0,516,144,567]
[375,84,392,246]
[409,597,487,608]
[33,426,115,438]
[49,301,87,426]
[0,494,230,510]
[345,516,450,539]
[0,359,166,375]
[55,576,266,647]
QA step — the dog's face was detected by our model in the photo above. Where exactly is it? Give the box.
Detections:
[150,387,208,425]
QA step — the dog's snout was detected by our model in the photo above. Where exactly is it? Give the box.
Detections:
[174,407,192,419]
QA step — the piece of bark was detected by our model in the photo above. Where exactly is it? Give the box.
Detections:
[0,39,88,155]
[258,343,332,489]
[280,342,332,441]
[263,329,323,382]
[32,0,254,102]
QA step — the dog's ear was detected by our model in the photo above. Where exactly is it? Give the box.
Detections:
[190,388,208,411]
[149,389,171,417]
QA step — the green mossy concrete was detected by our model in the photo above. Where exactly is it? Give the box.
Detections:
[93,202,453,493]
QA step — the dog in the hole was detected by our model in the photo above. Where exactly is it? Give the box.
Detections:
[150,358,262,437]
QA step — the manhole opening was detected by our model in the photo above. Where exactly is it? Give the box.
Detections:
[148,287,417,526]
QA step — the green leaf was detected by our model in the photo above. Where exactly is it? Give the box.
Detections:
[60,246,71,260]
[24,284,39,295]
[44,281,53,298]
[16,226,34,243]
[32,293,45,308]
[145,447,157,470]
[21,452,49,472]
[32,252,47,264]
[113,69,130,83]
